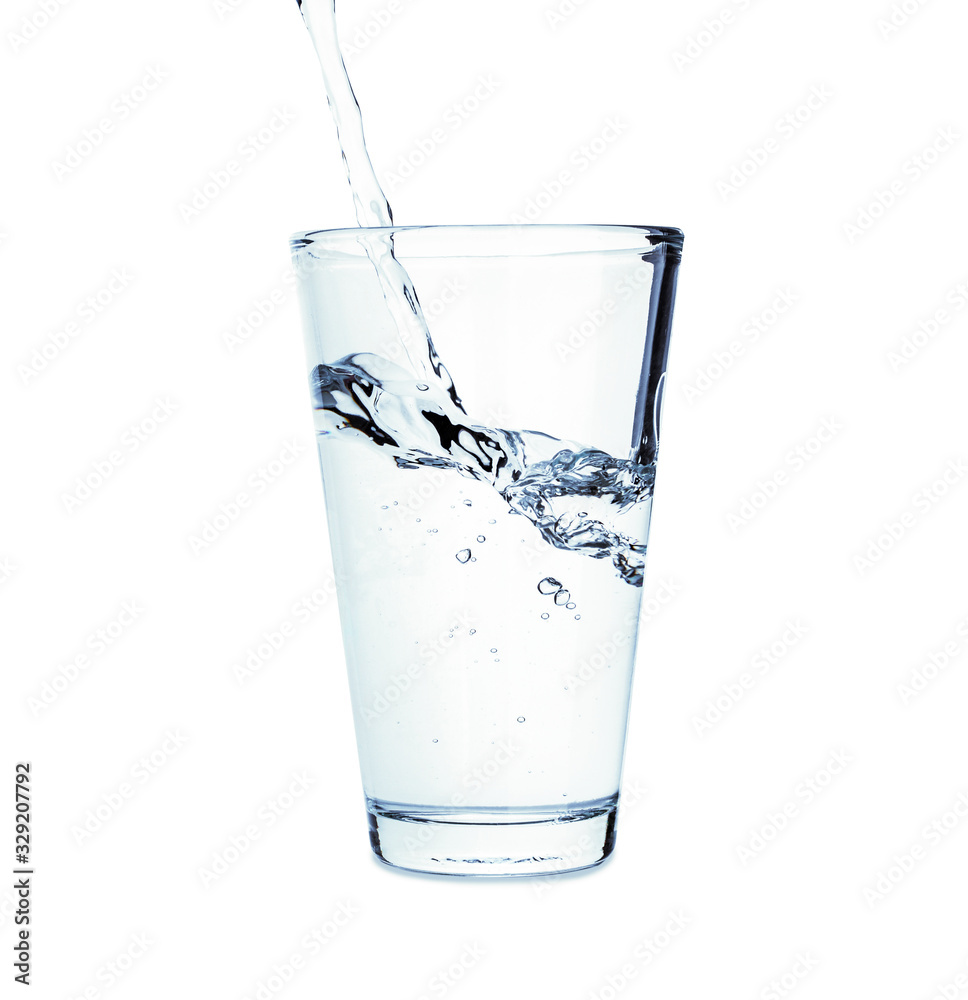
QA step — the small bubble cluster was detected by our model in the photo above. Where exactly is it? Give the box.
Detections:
[537,576,577,616]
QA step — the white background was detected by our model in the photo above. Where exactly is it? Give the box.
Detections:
[3,0,968,997]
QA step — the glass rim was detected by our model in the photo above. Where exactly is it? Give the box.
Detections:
[290,223,684,260]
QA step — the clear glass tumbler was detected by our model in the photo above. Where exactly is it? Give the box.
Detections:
[291,224,683,876]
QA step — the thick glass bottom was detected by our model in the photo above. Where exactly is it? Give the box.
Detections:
[366,796,618,877]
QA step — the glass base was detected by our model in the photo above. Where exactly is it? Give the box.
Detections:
[366,796,617,877]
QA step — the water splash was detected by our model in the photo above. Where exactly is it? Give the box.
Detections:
[312,355,654,584]
[298,1,655,586]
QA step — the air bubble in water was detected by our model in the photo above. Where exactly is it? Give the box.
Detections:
[537,577,562,595]
[516,716,525,723]
[416,383,429,391]
[477,535,486,542]
[469,629,476,635]
[574,614,581,620]
[566,602,576,610]
[540,613,550,620]
[553,590,571,606]
[463,500,473,507]
[490,648,497,653]
[456,549,471,563]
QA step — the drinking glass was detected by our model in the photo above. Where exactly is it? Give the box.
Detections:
[291,224,683,876]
